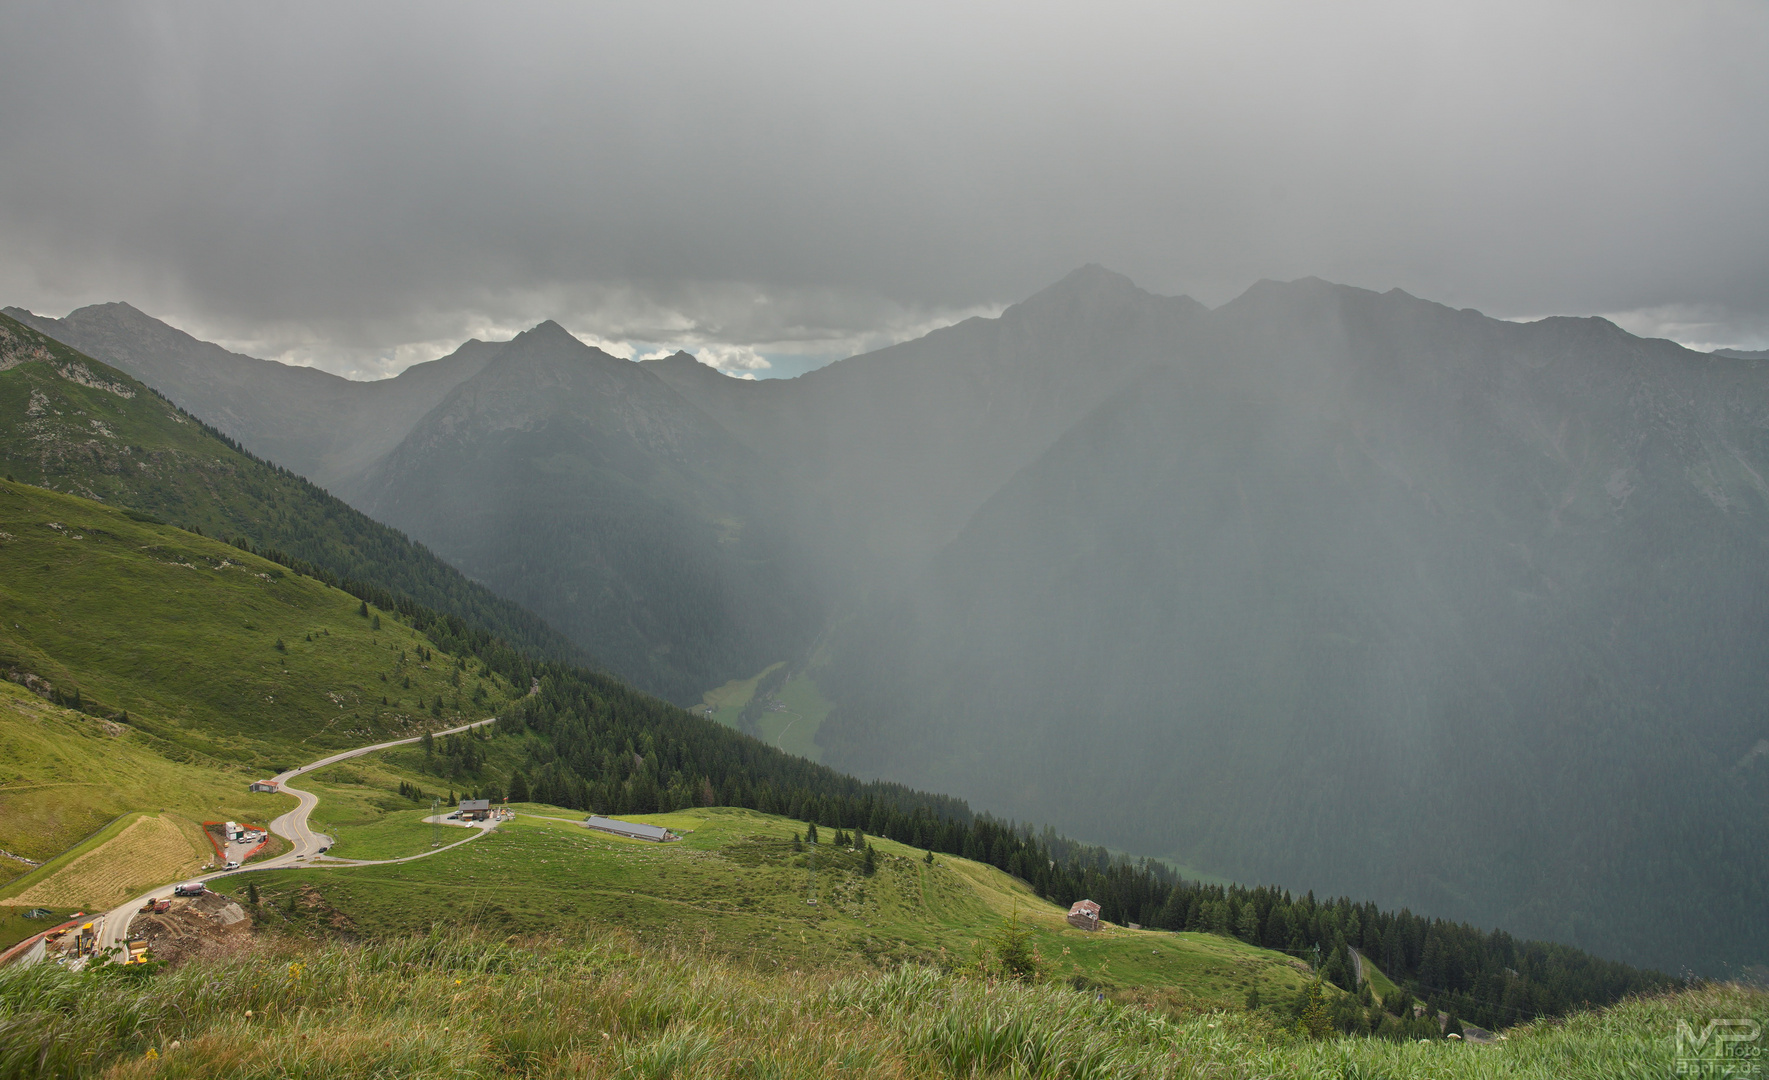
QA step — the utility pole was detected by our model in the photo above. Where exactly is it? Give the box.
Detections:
[431,796,441,847]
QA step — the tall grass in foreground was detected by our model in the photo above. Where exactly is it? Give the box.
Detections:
[0,932,1761,1079]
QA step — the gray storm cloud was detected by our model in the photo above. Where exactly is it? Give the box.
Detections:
[1,0,1766,374]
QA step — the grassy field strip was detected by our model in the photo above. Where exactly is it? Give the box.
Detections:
[1359,949,1401,1003]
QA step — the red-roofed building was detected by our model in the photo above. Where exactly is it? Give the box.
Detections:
[1066,899,1102,931]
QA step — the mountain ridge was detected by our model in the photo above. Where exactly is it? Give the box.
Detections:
[343,320,822,704]
[3,301,498,487]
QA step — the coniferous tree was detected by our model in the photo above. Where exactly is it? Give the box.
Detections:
[805,821,819,844]
[1237,901,1261,942]
[1326,942,1355,991]
[1297,980,1332,1040]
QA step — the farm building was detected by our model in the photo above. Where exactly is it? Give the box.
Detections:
[583,816,677,842]
[458,798,492,821]
[1066,899,1102,931]
[249,780,279,793]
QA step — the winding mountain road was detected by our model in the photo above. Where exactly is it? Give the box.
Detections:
[95,717,501,959]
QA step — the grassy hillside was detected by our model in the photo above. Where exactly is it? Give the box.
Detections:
[0,676,295,939]
[0,480,519,923]
[1,930,1760,1079]
[252,794,1312,1005]
[0,480,518,765]
[0,311,591,669]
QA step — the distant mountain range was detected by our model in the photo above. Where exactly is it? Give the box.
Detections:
[12,269,1769,976]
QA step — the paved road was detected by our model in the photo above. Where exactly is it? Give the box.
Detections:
[95,717,500,959]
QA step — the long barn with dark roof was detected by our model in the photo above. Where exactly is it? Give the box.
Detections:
[583,816,677,842]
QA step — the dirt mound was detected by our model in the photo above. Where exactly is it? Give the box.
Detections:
[134,890,253,965]
[292,883,357,934]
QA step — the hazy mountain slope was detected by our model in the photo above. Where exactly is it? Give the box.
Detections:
[0,311,590,667]
[0,480,523,768]
[346,321,821,704]
[814,279,1769,975]
[4,302,496,487]
[645,265,1207,583]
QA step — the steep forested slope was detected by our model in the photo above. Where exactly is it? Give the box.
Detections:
[0,312,589,667]
[344,321,821,705]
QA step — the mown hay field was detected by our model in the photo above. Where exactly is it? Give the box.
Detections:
[10,812,207,907]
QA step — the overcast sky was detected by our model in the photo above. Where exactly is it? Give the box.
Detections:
[2,1,1766,378]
